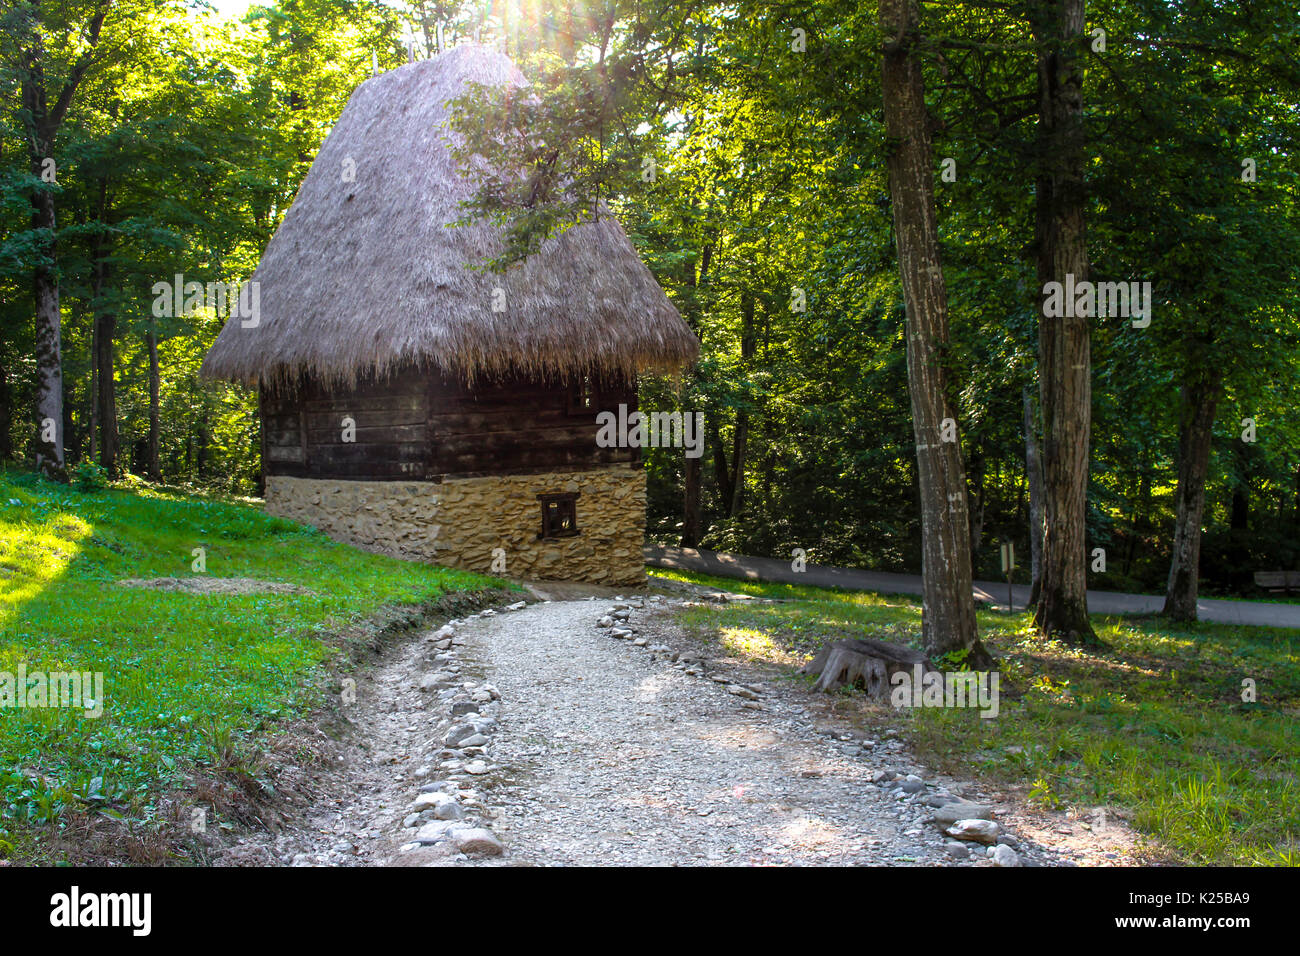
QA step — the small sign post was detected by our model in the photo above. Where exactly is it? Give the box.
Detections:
[1000,540,1016,613]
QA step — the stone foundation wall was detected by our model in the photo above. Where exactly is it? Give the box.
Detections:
[264,468,646,586]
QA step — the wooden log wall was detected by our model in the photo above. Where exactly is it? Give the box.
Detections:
[260,365,638,481]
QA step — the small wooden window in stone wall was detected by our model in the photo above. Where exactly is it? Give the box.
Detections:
[538,492,580,539]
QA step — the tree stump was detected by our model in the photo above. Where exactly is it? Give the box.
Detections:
[800,638,930,696]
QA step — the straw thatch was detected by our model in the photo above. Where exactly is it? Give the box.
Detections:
[201,44,698,390]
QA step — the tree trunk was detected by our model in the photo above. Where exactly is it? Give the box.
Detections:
[682,453,701,547]
[1030,0,1098,645]
[967,444,985,566]
[92,260,119,475]
[880,0,990,667]
[1023,385,1045,604]
[1230,443,1249,530]
[147,321,161,481]
[1122,469,1140,577]
[728,291,756,518]
[94,310,118,474]
[30,182,64,479]
[711,428,733,516]
[1163,366,1222,620]
[17,1,109,480]
[800,638,929,696]
[89,177,119,473]
[0,355,12,461]
[256,390,267,497]
[729,414,748,517]
[1230,486,1248,529]
[680,238,710,546]
[89,309,98,463]
[196,398,211,480]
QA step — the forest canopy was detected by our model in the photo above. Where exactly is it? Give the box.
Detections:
[2,0,1297,608]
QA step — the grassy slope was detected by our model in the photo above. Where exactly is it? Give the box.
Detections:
[653,569,1300,866]
[0,470,504,855]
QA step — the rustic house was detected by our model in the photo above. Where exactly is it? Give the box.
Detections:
[200,45,698,586]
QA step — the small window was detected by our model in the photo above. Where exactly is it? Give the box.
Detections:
[567,375,595,414]
[538,492,580,539]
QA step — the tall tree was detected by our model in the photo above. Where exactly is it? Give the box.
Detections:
[880,0,990,664]
[87,171,118,473]
[1023,385,1045,602]
[1085,0,1300,619]
[1028,0,1098,644]
[1163,356,1221,618]
[7,0,110,478]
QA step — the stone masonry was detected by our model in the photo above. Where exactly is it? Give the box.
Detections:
[264,468,647,586]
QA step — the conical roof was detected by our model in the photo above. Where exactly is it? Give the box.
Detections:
[201,44,698,388]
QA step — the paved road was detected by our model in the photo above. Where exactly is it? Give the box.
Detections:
[645,545,1300,630]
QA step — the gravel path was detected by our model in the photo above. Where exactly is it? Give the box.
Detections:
[222,594,1134,867]
[461,598,1016,866]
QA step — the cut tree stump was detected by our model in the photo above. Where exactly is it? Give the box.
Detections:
[799,638,930,696]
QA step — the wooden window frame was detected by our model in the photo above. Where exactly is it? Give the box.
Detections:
[537,492,581,539]
[567,375,596,415]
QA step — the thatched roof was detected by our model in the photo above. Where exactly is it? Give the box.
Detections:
[201,44,698,389]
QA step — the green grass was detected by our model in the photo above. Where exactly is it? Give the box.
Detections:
[1198,591,1300,605]
[652,568,1300,866]
[0,469,506,856]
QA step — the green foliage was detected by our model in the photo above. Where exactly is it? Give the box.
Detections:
[437,1,1300,595]
[2,1,1296,592]
[0,0,406,491]
[934,647,972,672]
[70,459,108,491]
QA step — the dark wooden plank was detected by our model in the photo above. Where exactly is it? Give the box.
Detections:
[299,459,427,479]
[432,444,637,477]
[307,442,428,464]
[265,429,303,447]
[302,410,427,431]
[433,424,607,455]
[267,444,306,463]
[261,417,304,436]
[263,364,643,481]
[298,394,428,414]
[306,422,427,444]
[429,409,597,436]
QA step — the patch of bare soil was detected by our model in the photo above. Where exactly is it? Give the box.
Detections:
[117,576,316,595]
